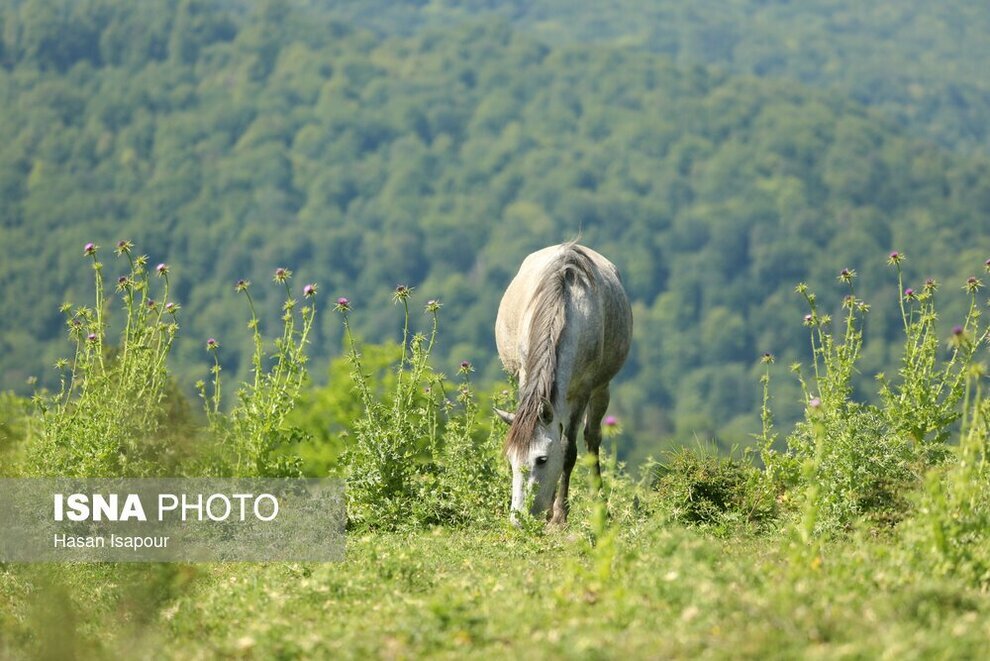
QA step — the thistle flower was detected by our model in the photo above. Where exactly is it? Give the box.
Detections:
[334,297,351,312]
[887,251,903,266]
[83,242,97,256]
[165,302,179,314]
[206,337,219,351]
[803,314,814,326]
[985,259,990,273]
[147,299,156,309]
[949,325,969,349]
[761,352,774,364]
[115,240,133,255]
[87,333,97,342]
[837,268,856,284]
[274,267,291,283]
[393,284,413,303]
[924,278,937,293]
[809,397,822,410]
[235,279,250,293]
[156,263,169,277]
[904,288,915,299]
[604,415,618,427]
[303,283,318,298]
[425,299,442,313]
[965,276,983,293]
[458,360,473,374]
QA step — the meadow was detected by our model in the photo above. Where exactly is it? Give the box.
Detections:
[3,244,990,658]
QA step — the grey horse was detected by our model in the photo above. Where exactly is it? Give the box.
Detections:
[495,242,632,524]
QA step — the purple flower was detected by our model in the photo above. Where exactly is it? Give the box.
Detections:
[86,333,97,342]
[147,299,156,309]
[887,251,903,265]
[117,275,128,286]
[274,267,292,283]
[334,297,351,312]
[115,240,132,255]
[809,397,822,409]
[156,263,168,277]
[904,288,915,299]
[953,325,964,336]
[458,360,473,375]
[803,314,813,325]
[965,276,983,293]
[165,302,178,314]
[425,299,442,313]
[235,279,250,293]
[83,242,97,256]
[303,283,317,298]
[604,415,618,427]
[206,337,219,351]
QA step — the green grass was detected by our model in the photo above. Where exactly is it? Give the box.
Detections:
[5,487,990,659]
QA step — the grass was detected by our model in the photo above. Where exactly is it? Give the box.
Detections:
[4,490,990,659]
[4,246,990,658]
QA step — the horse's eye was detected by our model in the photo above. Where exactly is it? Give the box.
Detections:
[535,456,549,466]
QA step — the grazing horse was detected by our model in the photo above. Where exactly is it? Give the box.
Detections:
[495,242,632,524]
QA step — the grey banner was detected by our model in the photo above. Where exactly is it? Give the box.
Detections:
[0,479,345,563]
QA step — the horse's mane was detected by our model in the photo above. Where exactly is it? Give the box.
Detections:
[505,242,597,457]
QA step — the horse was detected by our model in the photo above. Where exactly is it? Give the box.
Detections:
[494,242,632,524]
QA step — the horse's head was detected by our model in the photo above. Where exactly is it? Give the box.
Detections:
[496,401,564,523]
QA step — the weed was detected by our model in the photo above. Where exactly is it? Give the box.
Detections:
[338,288,505,529]
[27,242,185,476]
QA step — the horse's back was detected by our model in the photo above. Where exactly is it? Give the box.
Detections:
[495,243,631,380]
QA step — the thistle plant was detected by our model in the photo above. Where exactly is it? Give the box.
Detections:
[779,253,985,536]
[339,288,504,530]
[876,256,982,456]
[29,242,180,477]
[198,269,317,477]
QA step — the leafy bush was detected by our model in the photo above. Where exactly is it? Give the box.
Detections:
[644,446,776,531]
[196,271,317,478]
[27,243,187,477]
[765,255,983,535]
[338,288,507,530]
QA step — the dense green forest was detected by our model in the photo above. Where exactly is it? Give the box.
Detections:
[2,0,990,462]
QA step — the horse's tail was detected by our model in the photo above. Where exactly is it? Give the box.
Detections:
[505,243,597,456]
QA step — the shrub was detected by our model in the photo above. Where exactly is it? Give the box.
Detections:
[766,255,983,535]
[338,288,506,530]
[644,446,776,531]
[196,271,317,477]
[27,242,187,477]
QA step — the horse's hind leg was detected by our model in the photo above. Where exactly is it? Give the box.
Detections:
[584,386,610,493]
[551,399,587,525]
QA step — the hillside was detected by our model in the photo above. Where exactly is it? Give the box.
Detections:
[324,0,990,155]
[2,0,990,460]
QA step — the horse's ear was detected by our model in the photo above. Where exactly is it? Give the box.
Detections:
[494,408,515,425]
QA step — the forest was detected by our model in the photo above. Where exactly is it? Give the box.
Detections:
[2,0,990,462]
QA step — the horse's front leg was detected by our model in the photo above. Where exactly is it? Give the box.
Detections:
[551,402,586,525]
